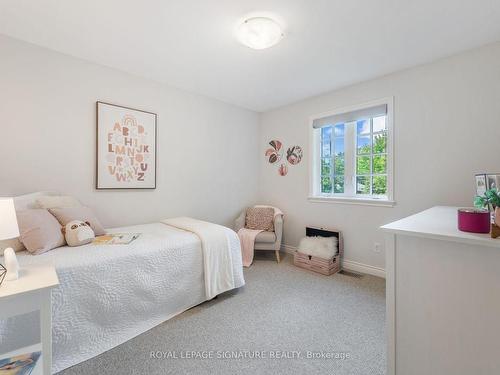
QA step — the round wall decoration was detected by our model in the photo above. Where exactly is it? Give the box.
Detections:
[265,140,303,176]
[265,140,283,164]
[286,146,303,165]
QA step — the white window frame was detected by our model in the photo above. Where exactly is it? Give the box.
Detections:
[308,97,395,207]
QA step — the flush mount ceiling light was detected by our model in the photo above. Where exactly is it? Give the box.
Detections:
[236,17,284,50]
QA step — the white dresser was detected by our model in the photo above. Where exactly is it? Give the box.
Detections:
[381,206,500,375]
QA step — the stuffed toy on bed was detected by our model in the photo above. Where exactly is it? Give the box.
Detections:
[62,220,95,247]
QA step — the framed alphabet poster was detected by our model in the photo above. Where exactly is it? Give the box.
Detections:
[96,101,157,189]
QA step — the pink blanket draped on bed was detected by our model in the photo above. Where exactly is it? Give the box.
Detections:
[238,206,283,267]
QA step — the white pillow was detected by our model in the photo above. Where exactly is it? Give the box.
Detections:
[35,195,82,209]
[298,236,338,259]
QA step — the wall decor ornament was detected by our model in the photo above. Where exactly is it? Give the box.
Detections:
[278,164,288,176]
[265,140,283,164]
[265,140,303,176]
[96,102,157,189]
[286,146,303,165]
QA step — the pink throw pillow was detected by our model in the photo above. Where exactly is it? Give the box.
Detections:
[17,209,66,255]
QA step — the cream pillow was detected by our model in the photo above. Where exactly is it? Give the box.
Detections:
[49,207,106,236]
[0,237,25,252]
[35,195,82,209]
[13,191,60,211]
[17,209,66,255]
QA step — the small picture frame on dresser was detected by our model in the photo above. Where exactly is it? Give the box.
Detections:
[475,174,487,196]
[486,174,500,191]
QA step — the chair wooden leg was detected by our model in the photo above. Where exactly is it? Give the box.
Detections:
[275,250,280,263]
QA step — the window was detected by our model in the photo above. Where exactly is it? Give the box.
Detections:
[310,98,394,206]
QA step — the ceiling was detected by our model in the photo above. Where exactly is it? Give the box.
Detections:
[1,0,500,112]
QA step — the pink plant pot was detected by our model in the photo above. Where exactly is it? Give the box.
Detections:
[496,207,500,227]
[457,208,491,234]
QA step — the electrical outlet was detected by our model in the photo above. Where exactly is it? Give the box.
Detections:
[374,242,381,253]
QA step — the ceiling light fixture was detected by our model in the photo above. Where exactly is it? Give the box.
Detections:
[236,17,284,50]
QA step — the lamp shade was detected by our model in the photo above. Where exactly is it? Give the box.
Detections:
[0,198,19,240]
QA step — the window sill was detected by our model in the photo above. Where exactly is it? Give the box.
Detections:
[308,196,396,207]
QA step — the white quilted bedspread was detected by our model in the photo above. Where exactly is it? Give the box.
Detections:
[0,223,245,373]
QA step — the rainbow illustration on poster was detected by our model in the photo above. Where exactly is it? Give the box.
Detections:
[97,102,157,189]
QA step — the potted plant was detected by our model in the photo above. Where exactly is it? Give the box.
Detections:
[474,188,500,225]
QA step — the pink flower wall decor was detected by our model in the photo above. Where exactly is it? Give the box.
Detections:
[286,146,303,165]
[265,140,283,164]
[278,164,288,176]
[265,140,303,176]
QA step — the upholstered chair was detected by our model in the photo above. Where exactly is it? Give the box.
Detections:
[234,209,283,262]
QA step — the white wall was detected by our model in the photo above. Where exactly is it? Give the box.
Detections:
[259,42,500,272]
[3,34,500,273]
[0,35,260,228]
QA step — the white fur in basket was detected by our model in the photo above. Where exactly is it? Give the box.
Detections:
[298,236,338,259]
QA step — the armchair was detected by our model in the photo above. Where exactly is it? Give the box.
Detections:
[235,209,283,262]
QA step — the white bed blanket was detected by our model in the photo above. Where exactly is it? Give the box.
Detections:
[161,217,235,299]
[0,223,244,373]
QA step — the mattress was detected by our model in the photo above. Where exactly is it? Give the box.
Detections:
[0,222,245,373]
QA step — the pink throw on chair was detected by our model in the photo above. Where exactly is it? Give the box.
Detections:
[238,228,263,267]
[237,206,284,267]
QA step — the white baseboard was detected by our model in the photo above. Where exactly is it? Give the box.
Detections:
[341,259,386,279]
[281,244,298,255]
[281,244,386,279]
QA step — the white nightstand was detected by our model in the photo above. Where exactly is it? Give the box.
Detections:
[0,266,59,375]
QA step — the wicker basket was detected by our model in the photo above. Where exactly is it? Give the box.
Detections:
[293,227,343,276]
[294,252,340,275]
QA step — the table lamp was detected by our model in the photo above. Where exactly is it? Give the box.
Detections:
[0,198,20,281]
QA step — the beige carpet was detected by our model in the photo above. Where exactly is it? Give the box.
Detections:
[58,252,385,375]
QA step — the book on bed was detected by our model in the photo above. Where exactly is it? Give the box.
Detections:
[93,233,140,245]
[0,351,41,374]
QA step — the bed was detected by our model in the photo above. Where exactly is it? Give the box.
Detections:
[0,212,244,373]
